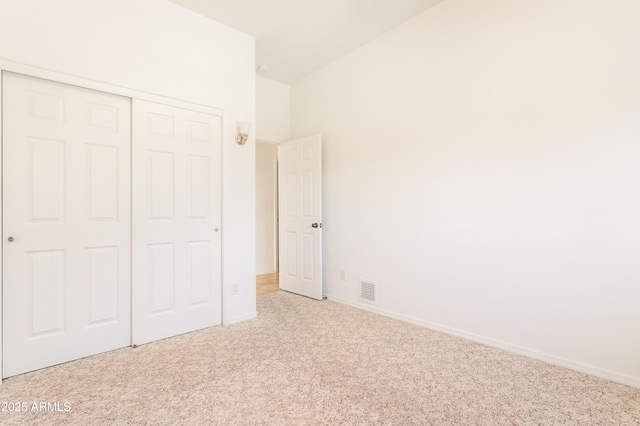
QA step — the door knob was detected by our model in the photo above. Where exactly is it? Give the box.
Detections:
[8,237,14,242]
[311,223,323,228]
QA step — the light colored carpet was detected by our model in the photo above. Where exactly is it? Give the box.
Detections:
[1,291,639,425]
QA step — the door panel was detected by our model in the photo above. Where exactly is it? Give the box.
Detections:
[188,241,212,306]
[132,100,221,346]
[278,135,323,300]
[27,250,66,337]
[3,72,131,378]
[87,145,119,221]
[148,151,175,220]
[148,243,175,315]
[87,246,120,325]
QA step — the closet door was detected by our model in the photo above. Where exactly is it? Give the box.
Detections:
[2,72,131,378]
[132,100,222,345]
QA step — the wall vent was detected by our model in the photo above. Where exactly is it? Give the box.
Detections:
[359,279,376,304]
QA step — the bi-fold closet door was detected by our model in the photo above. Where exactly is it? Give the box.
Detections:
[2,72,222,378]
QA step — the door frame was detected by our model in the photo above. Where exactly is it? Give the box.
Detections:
[256,140,280,276]
[0,59,224,379]
[256,136,323,296]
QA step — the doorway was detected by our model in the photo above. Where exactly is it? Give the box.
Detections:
[255,135,323,300]
[256,141,279,294]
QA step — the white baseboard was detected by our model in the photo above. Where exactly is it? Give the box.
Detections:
[327,295,640,389]
[256,269,277,276]
[223,311,257,325]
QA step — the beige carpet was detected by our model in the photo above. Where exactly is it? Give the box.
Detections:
[1,291,639,425]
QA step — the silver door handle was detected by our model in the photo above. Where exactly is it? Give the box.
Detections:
[8,237,14,242]
[214,228,219,232]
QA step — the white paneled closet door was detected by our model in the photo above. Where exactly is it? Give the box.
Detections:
[132,100,222,346]
[2,72,131,378]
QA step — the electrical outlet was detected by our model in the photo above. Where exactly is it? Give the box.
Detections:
[340,270,346,281]
[232,283,240,295]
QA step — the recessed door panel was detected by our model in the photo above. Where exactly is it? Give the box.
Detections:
[87,103,119,132]
[29,137,66,222]
[148,243,175,315]
[87,145,118,221]
[28,92,65,123]
[3,72,131,378]
[187,156,210,220]
[302,170,314,218]
[187,120,210,143]
[302,145,314,161]
[87,246,119,325]
[286,232,297,278]
[188,241,211,307]
[302,233,315,281]
[27,250,66,338]
[148,151,175,221]
[147,113,175,141]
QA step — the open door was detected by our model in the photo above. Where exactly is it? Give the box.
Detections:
[278,134,323,300]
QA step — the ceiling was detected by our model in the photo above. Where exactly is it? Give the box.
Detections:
[167,0,445,84]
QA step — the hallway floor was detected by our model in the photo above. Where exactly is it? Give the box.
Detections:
[257,272,279,296]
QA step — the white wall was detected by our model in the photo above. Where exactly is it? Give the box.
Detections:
[256,142,278,275]
[256,76,290,143]
[291,0,640,387]
[0,0,257,324]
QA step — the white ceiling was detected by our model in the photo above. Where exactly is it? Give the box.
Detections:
[167,0,445,84]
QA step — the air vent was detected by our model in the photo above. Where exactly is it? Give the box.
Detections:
[359,279,376,304]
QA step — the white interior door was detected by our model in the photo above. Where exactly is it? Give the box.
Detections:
[278,134,323,300]
[2,72,131,378]
[132,99,222,346]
